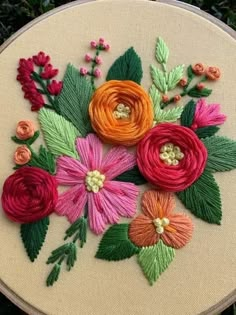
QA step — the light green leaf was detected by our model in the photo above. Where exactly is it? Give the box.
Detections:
[138,240,175,285]
[155,37,169,65]
[150,65,167,93]
[57,64,93,137]
[39,108,80,159]
[202,136,236,172]
[167,64,184,90]
[149,84,161,111]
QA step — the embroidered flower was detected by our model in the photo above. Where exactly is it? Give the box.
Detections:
[40,64,58,79]
[33,51,50,67]
[55,134,139,234]
[89,80,154,146]
[205,66,221,80]
[16,120,35,140]
[129,190,193,248]
[47,80,63,96]
[191,99,227,131]
[137,123,208,192]
[14,145,31,165]
[192,63,205,75]
[1,167,58,223]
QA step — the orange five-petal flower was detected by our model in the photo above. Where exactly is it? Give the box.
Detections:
[129,190,193,249]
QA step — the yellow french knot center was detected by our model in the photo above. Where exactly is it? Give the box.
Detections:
[113,103,131,119]
[85,170,105,193]
[159,142,184,166]
[153,217,170,234]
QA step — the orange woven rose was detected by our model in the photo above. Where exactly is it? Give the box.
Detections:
[192,63,205,75]
[16,120,35,140]
[205,66,221,80]
[89,80,154,146]
[14,146,31,165]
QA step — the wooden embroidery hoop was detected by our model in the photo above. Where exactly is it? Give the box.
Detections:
[0,1,235,314]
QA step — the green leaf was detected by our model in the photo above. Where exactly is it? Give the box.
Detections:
[180,99,196,127]
[21,217,50,262]
[66,243,77,271]
[195,126,220,139]
[188,87,212,98]
[167,64,184,90]
[155,37,169,64]
[150,65,167,93]
[46,263,61,287]
[96,224,140,261]
[202,136,236,172]
[187,65,194,81]
[106,47,143,84]
[39,108,80,159]
[150,85,183,123]
[138,240,175,285]
[177,170,222,224]
[114,165,147,185]
[29,145,56,174]
[57,64,93,137]
[11,130,40,145]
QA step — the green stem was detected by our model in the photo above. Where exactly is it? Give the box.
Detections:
[88,46,103,91]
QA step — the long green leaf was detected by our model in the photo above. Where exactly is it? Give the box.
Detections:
[57,64,93,136]
[106,47,143,84]
[39,108,80,159]
[138,240,175,285]
[150,65,167,93]
[177,170,222,224]
[167,64,184,90]
[155,37,169,64]
[21,217,49,262]
[202,136,236,172]
[180,99,196,127]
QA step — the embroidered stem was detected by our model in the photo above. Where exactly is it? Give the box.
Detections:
[46,216,87,286]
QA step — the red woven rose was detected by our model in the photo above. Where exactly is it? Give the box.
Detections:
[137,123,208,192]
[1,167,58,223]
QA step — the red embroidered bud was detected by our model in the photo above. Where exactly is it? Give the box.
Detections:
[47,80,63,96]
[33,51,50,67]
[40,64,58,79]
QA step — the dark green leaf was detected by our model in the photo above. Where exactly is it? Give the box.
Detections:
[106,47,143,84]
[57,64,93,136]
[195,126,220,138]
[66,243,77,271]
[11,130,40,145]
[114,165,147,185]
[29,145,56,174]
[96,224,140,261]
[46,263,61,287]
[188,87,212,97]
[187,65,194,81]
[21,217,50,262]
[202,136,236,172]
[180,99,196,127]
[177,170,222,224]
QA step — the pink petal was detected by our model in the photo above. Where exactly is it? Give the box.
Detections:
[55,184,87,223]
[76,134,103,169]
[101,147,136,180]
[100,181,139,221]
[161,213,193,249]
[56,156,87,185]
[87,192,106,234]
[193,98,226,128]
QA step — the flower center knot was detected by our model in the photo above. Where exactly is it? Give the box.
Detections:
[113,103,131,119]
[153,217,170,234]
[159,142,184,166]
[85,170,105,193]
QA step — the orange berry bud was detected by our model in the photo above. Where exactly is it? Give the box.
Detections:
[174,95,181,103]
[162,95,169,103]
[196,83,205,90]
[179,78,187,87]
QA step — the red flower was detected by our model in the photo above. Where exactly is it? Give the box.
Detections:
[40,64,58,79]
[28,93,45,111]
[137,123,208,192]
[47,80,63,96]
[18,58,34,73]
[1,167,58,223]
[33,51,50,67]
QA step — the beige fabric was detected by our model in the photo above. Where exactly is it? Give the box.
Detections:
[0,0,236,314]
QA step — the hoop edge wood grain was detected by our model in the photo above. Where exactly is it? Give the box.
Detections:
[0,0,235,314]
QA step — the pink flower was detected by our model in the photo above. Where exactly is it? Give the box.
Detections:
[55,134,139,234]
[99,38,105,45]
[94,68,102,78]
[85,53,92,62]
[80,67,88,76]
[47,80,63,96]
[40,64,58,79]
[95,56,102,65]
[191,99,227,130]
[104,43,110,51]
[33,51,50,67]
[90,40,97,48]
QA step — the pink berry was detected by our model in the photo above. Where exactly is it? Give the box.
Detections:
[104,43,110,51]
[99,38,105,45]
[85,53,92,62]
[95,56,102,65]
[80,67,88,76]
[90,40,97,48]
[94,68,102,78]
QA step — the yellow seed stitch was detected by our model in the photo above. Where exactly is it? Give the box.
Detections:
[85,170,105,193]
[159,142,185,166]
[113,103,131,119]
[153,217,170,234]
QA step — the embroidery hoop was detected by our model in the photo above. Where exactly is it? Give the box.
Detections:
[0,0,235,314]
